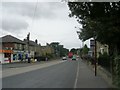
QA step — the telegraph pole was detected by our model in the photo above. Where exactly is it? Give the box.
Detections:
[94,38,97,76]
[27,32,31,63]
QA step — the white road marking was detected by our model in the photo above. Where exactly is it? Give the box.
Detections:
[74,60,79,88]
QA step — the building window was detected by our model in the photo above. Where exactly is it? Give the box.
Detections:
[13,54,17,60]
[19,44,22,50]
[22,45,25,51]
[4,53,11,58]
[14,44,17,50]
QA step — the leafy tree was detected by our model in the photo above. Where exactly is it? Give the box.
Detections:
[62,48,69,56]
[68,2,120,87]
[82,44,89,55]
[50,42,69,57]
[68,2,120,55]
[70,48,77,54]
[50,42,60,57]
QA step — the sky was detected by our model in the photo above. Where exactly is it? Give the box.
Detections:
[0,0,90,50]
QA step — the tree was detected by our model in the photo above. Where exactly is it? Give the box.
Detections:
[68,2,120,55]
[50,42,60,57]
[70,48,77,54]
[68,2,120,87]
[82,44,89,55]
[50,42,69,57]
[62,48,69,56]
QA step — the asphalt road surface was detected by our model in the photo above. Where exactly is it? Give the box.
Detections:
[2,59,110,88]
[2,60,77,88]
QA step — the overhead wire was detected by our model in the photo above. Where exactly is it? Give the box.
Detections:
[27,0,39,40]
[28,0,48,45]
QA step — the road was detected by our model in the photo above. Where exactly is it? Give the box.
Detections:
[2,59,111,88]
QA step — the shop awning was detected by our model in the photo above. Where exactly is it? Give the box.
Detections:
[0,50,13,53]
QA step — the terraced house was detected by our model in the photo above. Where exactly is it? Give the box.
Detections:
[24,39,39,59]
[89,39,109,58]
[0,35,55,63]
[0,35,26,63]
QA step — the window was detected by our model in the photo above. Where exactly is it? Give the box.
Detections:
[4,53,11,58]
[14,44,17,49]
[19,44,22,50]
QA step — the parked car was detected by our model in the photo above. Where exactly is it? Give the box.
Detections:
[62,56,67,60]
[72,55,76,60]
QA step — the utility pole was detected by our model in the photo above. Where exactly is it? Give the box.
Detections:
[27,32,31,63]
[94,38,97,76]
[93,30,97,76]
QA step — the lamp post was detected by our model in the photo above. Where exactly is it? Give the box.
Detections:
[94,31,97,76]
[27,32,31,63]
[94,37,97,76]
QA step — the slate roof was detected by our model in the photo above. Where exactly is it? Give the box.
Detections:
[0,35,25,44]
[24,39,38,46]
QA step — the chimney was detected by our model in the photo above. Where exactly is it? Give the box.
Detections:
[35,39,38,44]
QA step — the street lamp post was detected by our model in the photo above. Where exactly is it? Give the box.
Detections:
[94,30,97,76]
[27,33,31,63]
[94,37,97,76]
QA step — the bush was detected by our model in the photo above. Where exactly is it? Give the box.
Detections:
[82,55,94,64]
[98,52,111,72]
[113,55,120,87]
[35,56,46,61]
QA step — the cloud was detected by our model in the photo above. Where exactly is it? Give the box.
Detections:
[1,2,83,49]
[1,2,68,32]
[1,15,28,32]
[2,0,62,2]
[2,2,67,19]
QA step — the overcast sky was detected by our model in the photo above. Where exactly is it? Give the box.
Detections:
[0,0,90,50]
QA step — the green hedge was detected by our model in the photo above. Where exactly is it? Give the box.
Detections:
[113,55,120,87]
[98,52,111,72]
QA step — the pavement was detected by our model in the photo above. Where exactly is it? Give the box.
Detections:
[76,59,111,88]
[81,60,117,88]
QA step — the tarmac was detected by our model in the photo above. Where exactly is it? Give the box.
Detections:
[1,58,119,88]
[1,59,66,78]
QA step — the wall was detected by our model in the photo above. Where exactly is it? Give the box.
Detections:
[97,42,109,57]
[90,40,109,58]
[41,46,54,56]
[0,53,3,63]
[3,43,14,49]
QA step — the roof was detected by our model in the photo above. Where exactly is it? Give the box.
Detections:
[0,35,25,44]
[24,39,38,46]
[29,40,38,46]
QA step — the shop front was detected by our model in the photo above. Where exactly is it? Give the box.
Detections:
[13,50,26,62]
[0,50,13,64]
